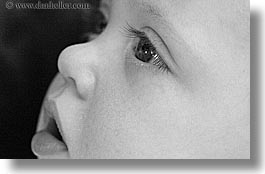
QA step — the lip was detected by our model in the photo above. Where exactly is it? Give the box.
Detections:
[31,98,69,159]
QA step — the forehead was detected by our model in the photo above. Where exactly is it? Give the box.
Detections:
[127,0,179,17]
[126,0,248,38]
[127,0,248,19]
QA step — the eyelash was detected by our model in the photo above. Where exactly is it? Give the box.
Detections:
[122,24,169,73]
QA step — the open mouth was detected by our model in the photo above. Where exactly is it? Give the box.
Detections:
[31,99,69,159]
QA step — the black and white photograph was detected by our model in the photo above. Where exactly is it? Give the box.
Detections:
[1,0,251,160]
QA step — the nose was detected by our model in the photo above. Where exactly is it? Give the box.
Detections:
[57,43,97,100]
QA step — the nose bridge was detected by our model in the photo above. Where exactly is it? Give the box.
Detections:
[58,43,97,100]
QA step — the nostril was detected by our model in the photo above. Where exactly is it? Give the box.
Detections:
[62,72,96,101]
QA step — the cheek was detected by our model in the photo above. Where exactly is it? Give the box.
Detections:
[60,54,247,158]
[76,69,196,158]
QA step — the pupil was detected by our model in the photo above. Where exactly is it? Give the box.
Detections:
[135,38,154,62]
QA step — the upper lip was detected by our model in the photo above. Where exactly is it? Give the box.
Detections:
[38,74,68,144]
[42,98,65,141]
[43,98,58,122]
[31,74,69,158]
[40,73,67,127]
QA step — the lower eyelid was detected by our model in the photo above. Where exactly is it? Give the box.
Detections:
[125,50,168,75]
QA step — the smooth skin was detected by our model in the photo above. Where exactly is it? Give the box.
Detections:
[37,0,249,158]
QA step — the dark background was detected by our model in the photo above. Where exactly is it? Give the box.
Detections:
[0,0,102,158]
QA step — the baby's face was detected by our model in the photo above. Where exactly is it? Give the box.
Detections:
[33,0,249,158]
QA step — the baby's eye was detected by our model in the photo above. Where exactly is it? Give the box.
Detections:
[133,34,168,72]
[123,24,170,73]
[135,37,155,62]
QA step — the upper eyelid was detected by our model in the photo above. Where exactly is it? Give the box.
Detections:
[122,24,163,51]
[121,23,171,58]
[122,23,146,38]
[122,24,165,49]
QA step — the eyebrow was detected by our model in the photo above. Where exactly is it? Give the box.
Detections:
[143,3,163,18]
[129,1,174,36]
[129,0,164,19]
[128,1,178,45]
